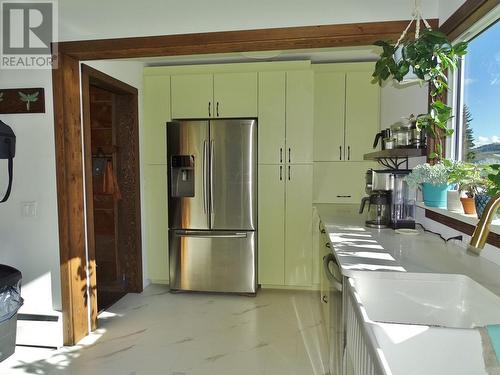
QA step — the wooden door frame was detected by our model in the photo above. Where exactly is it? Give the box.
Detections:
[55,6,494,344]
[81,64,141,331]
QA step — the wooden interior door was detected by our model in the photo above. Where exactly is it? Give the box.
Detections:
[89,85,125,311]
[81,65,142,328]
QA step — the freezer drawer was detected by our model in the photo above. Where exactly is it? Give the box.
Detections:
[169,230,256,294]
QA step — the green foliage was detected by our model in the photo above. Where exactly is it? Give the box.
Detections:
[462,105,476,162]
[448,161,488,198]
[484,164,500,196]
[404,161,453,188]
[372,29,468,160]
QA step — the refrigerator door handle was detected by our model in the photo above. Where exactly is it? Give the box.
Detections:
[175,231,248,239]
[203,140,208,214]
[210,139,215,214]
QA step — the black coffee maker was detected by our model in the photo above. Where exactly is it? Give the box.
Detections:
[0,120,16,203]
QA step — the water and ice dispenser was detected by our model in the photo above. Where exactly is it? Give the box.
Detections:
[170,155,195,197]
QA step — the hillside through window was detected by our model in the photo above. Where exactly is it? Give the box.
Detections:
[458,21,500,163]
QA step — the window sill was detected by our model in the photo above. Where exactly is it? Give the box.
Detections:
[416,202,500,235]
[416,202,500,248]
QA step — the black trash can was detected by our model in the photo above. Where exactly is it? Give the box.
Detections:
[0,265,23,362]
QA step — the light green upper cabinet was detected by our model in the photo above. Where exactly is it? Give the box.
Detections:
[313,64,380,162]
[171,72,258,119]
[258,164,285,285]
[171,74,213,119]
[286,71,314,164]
[143,75,171,164]
[285,164,313,286]
[314,72,345,162]
[345,71,380,161]
[258,71,286,164]
[214,72,258,118]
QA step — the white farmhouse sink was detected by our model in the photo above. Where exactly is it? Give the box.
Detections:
[350,272,500,328]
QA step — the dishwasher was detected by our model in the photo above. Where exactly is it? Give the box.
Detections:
[319,223,345,375]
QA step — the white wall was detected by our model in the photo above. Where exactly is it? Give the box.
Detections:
[83,60,148,288]
[58,0,439,42]
[0,69,61,314]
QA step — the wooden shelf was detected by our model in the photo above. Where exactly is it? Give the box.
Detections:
[363,148,427,160]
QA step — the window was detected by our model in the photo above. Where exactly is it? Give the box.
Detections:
[454,19,500,164]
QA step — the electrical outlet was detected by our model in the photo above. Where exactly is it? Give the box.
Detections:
[21,201,37,217]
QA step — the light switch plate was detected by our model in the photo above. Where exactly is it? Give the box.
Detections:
[21,201,37,217]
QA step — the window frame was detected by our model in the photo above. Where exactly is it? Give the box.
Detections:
[449,8,500,162]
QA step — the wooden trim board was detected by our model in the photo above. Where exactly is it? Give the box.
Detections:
[440,0,499,40]
[425,209,500,248]
[57,19,438,61]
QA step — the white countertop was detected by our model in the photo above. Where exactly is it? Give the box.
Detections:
[315,203,500,375]
[315,203,500,296]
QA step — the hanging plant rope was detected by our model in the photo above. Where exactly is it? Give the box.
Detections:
[371,0,468,161]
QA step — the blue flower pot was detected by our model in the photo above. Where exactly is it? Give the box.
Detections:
[422,183,449,208]
[475,194,500,220]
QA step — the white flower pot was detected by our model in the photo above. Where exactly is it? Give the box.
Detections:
[447,190,463,213]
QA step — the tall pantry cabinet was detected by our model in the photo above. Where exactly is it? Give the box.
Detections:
[258,70,314,287]
[143,74,170,283]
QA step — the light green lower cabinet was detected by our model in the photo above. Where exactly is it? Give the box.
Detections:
[313,161,376,204]
[258,164,285,285]
[144,164,169,283]
[285,164,313,287]
[258,164,313,287]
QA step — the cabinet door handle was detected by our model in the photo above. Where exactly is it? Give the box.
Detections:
[339,145,342,161]
[279,165,283,181]
[348,146,351,161]
[322,295,328,304]
[288,165,291,181]
[325,242,331,248]
[216,102,219,117]
[280,148,283,163]
[208,102,211,117]
[288,148,291,163]
[336,195,352,198]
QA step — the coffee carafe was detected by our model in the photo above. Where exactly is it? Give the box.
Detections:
[359,191,391,229]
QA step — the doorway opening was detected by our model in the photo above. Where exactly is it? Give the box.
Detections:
[81,65,143,321]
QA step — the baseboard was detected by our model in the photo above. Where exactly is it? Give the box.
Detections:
[260,283,320,291]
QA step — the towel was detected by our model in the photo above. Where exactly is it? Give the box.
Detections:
[103,160,122,200]
[479,326,500,375]
[488,326,500,364]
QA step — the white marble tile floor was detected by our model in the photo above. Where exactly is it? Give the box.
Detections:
[0,285,330,375]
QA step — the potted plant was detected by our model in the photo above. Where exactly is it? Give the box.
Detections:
[404,161,452,208]
[476,164,500,219]
[448,162,486,214]
[372,29,467,160]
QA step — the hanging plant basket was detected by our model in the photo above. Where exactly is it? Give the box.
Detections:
[371,5,468,160]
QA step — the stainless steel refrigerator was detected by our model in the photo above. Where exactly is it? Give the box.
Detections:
[167,119,257,294]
